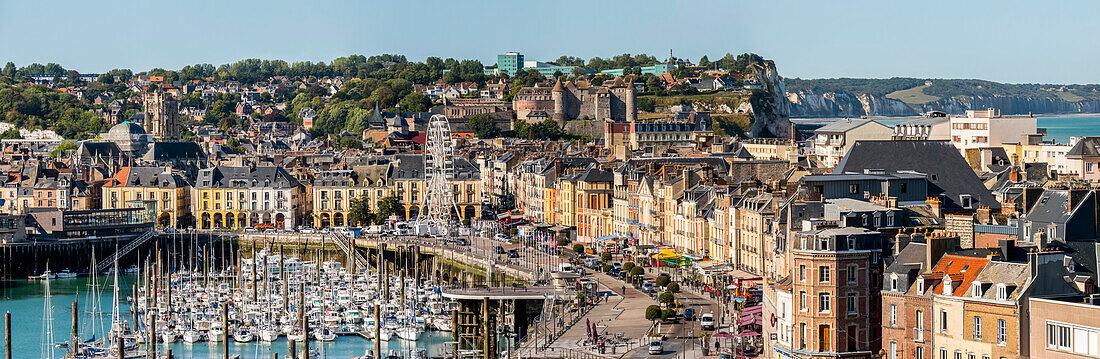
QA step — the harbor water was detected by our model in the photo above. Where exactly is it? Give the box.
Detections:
[0,276,459,359]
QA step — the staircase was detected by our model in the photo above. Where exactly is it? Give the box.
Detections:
[329,232,368,271]
[95,228,157,273]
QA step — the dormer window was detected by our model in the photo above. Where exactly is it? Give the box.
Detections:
[971,282,983,298]
[916,278,925,293]
[943,275,953,295]
[996,284,1008,300]
[890,273,899,291]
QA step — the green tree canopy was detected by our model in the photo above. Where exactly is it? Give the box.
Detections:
[398,92,431,112]
[467,113,499,138]
[50,141,77,158]
[375,196,402,220]
[645,305,662,321]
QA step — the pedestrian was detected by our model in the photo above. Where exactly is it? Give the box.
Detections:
[622,285,626,295]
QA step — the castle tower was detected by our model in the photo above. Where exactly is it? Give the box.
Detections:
[551,80,566,124]
[143,90,180,141]
[624,79,637,123]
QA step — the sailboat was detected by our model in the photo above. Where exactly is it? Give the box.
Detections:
[42,274,56,358]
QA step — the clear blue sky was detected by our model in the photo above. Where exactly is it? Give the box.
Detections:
[1,0,1096,84]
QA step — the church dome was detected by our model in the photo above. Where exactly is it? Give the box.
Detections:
[107,121,147,139]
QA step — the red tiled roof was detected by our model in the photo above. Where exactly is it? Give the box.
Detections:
[930,254,989,297]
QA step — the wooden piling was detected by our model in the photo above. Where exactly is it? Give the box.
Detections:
[6,312,12,359]
[71,301,78,354]
[150,312,157,359]
[374,304,381,359]
[116,331,124,359]
[222,304,229,359]
[289,339,297,359]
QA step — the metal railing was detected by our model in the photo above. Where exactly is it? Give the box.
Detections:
[95,228,157,273]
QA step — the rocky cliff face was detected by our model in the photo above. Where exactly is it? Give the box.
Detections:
[747,62,792,138]
[788,90,1100,117]
[787,90,918,117]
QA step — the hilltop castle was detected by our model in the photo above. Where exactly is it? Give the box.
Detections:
[512,78,636,124]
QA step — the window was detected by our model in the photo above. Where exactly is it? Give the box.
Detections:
[916,310,925,340]
[900,182,908,193]
[1046,322,1099,356]
[996,284,1007,300]
[847,295,857,314]
[819,293,831,312]
[940,348,947,359]
[968,354,975,359]
[954,351,962,359]
[1089,162,1095,173]
[940,310,949,333]
[849,184,859,194]
[847,235,856,250]
[997,319,1006,345]
[916,278,925,293]
[847,265,857,283]
[799,265,806,282]
[973,316,982,340]
[890,273,898,291]
[800,291,807,311]
[799,323,806,349]
[890,304,897,325]
[916,347,924,359]
[819,266,830,282]
[889,341,897,359]
[818,236,830,250]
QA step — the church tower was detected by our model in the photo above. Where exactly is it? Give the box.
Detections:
[143,90,180,141]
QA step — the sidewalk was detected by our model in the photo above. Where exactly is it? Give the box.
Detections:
[545,271,657,357]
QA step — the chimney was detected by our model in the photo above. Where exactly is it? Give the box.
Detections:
[1022,187,1044,213]
[925,232,958,274]
[976,206,992,225]
[1009,167,1019,182]
[894,233,911,256]
[927,197,942,218]
[886,196,898,208]
[998,239,1014,261]
[1068,187,1090,213]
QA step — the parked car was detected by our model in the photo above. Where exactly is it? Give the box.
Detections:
[648,338,663,355]
[495,233,509,242]
[507,249,520,258]
[451,238,469,246]
[612,262,623,271]
[701,313,715,330]
[641,281,655,293]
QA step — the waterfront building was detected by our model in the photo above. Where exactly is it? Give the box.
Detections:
[192,166,305,230]
[101,166,192,228]
[311,165,391,228]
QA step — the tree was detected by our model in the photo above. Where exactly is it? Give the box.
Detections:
[348,195,373,226]
[340,136,363,149]
[645,305,662,322]
[2,62,15,78]
[698,55,712,67]
[622,262,636,272]
[0,129,21,140]
[572,244,584,254]
[655,275,671,287]
[601,252,612,261]
[375,196,402,220]
[557,237,570,247]
[638,97,655,112]
[467,113,499,138]
[661,309,676,321]
[666,282,680,293]
[601,264,613,273]
[397,92,431,112]
[658,292,674,304]
[50,141,77,158]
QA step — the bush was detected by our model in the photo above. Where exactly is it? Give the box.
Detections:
[558,238,570,247]
[622,262,636,272]
[655,275,671,287]
[630,267,645,276]
[645,305,662,321]
[601,252,612,261]
[661,308,676,321]
[659,292,674,304]
[666,282,680,293]
[601,264,614,273]
[572,244,584,254]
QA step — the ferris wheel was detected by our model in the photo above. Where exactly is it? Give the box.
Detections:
[420,114,456,237]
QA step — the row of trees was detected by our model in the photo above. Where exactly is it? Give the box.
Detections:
[347,195,402,226]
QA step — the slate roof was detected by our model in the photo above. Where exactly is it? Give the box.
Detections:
[195,166,301,189]
[1066,137,1100,158]
[103,166,190,188]
[1024,190,1075,225]
[834,140,999,209]
[814,119,884,133]
[142,142,207,162]
[971,262,1029,301]
[886,242,927,275]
